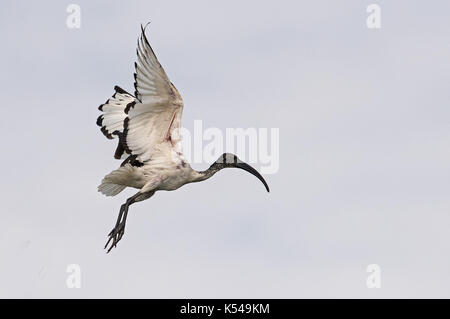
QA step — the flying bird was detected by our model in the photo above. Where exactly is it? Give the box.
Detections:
[96,24,270,252]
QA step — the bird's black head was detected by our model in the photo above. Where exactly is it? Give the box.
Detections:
[211,153,270,192]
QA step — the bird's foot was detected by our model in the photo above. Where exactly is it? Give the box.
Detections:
[104,222,126,253]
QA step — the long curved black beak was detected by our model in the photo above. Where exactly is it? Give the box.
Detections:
[234,162,270,192]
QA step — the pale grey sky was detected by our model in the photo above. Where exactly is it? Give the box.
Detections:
[1,0,450,298]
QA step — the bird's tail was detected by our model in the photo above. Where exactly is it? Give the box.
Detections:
[98,182,126,197]
[98,165,142,196]
[98,169,128,197]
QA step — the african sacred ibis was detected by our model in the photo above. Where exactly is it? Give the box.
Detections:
[97,24,270,252]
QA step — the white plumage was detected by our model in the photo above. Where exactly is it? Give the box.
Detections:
[97,91,133,139]
[97,24,269,252]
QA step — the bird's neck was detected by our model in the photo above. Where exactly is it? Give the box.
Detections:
[191,163,224,183]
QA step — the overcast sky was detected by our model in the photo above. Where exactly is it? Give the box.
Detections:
[1,0,450,298]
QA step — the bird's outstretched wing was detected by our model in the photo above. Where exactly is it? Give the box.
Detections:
[122,24,184,163]
[96,86,137,159]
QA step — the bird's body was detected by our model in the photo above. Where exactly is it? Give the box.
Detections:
[97,24,269,252]
[101,143,196,192]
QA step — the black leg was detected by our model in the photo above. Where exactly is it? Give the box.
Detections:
[104,191,155,253]
[104,204,127,253]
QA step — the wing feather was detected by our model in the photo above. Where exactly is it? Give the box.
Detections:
[123,24,184,163]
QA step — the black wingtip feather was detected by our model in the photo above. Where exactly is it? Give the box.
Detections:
[100,126,113,139]
[114,141,125,159]
[124,101,136,114]
[114,86,128,94]
[139,22,157,58]
[96,115,103,127]
[121,154,144,167]
[141,22,151,34]
[122,117,132,154]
